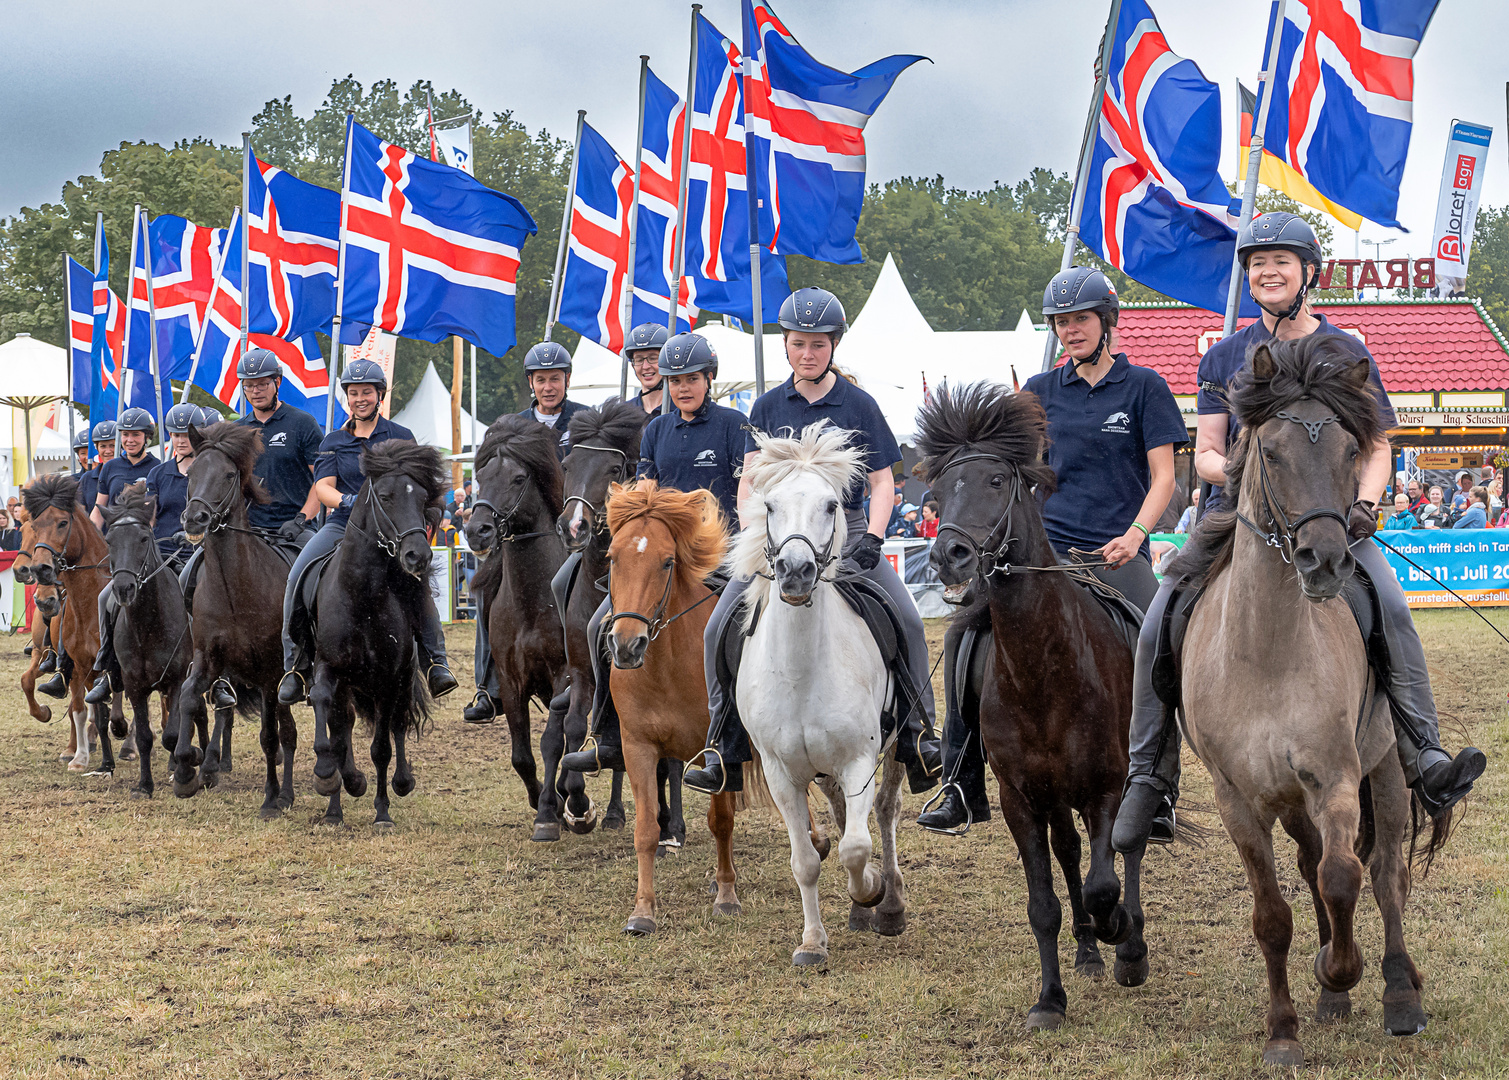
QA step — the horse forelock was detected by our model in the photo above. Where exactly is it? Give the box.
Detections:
[103,481,155,530]
[476,415,564,518]
[607,480,727,586]
[361,440,447,508]
[568,398,649,458]
[22,473,81,521]
[916,381,1056,493]
[194,423,270,505]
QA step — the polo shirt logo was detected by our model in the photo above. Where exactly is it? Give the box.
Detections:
[693,449,717,467]
[1102,411,1132,434]
[267,432,288,447]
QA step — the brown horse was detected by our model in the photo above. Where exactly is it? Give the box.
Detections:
[13,517,87,752]
[602,480,739,935]
[24,475,115,773]
[920,384,1147,1029]
[1173,337,1446,1067]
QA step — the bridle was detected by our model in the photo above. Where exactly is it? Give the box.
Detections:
[184,456,260,539]
[347,483,429,565]
[604,554,719,642]
[35,509,107,579]
[560,443,632,537]
[106,517,184,591]
[473,456,554,545]
[1235,408,1353,565]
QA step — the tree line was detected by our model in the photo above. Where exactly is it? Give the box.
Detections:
[2,74,1501,423]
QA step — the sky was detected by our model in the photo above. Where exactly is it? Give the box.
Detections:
[5,0,1506,261]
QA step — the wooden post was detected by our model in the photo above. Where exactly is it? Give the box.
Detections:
[451,336,464,488]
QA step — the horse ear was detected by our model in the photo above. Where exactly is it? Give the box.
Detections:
[187,424,204,452]
[144,495,157,527]
[1250,343,1277,381]
[1341,357,1372,390]
[609,481,626,500]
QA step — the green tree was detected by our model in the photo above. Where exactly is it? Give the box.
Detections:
[1466,204,1509,331]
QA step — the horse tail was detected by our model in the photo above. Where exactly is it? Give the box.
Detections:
[1407,789,1460,878]
[734,748,776,812]
[401,662,436,738]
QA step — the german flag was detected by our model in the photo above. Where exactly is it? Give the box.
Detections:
[1238,82,1363,231]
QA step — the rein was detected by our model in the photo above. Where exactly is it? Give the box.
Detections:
[345,484,429,563]
[604,557,720,642]
[106,517,193,691]
[1234,411,1352,565]
[561,443,633,538]
[473,483,551,544]
[36,511,108,578]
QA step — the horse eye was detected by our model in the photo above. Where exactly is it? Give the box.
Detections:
[826,500,837,515]
[663,557,675,569]
[990,474,1004,488]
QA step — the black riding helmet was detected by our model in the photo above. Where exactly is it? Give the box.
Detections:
[117,407,156,445]
[779,287,846,384]
[91,420,117,445]
[1236,211,1324,322]
[339,358,388,396]
[237,346,283,381]
[659,332,719,380]
[624,322,668,391]
[1042,266,1119,370]
[163,402,201,435]
[72,430,90,452]
[523,341,572,373]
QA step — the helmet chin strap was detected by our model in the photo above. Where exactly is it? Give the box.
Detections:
[794,362,833,386]
[1251,263,1321,323]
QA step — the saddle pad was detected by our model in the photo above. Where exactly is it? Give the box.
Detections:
[296,547,340,618]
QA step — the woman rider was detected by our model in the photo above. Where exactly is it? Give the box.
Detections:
[91,408,160,530]
[276,360,458,706]
[917,266,1188,834]
[624,322,669,415]
[682,288,942,796]
[1111,211,1488,852]
[558,331,747,775]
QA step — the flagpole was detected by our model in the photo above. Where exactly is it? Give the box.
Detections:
[469,342,478,454]
[326,112,355,434]
[1041,0,1123,373]
[544,110,587,343]
[622,55,651,401]
[740,32,767,396]
[93,211,106,452]
[240,132,251,361]
[141,208,166,442]
[181,207,237,403]
[665,4,701,416]
[1222,0,1289,337]
[429,87,465,489]
[61,253,76,457]
[121,202,142,422]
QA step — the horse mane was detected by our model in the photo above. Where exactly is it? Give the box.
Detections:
[728,422,866,617]
[1168,333,1384,585]
[22,472,82,520]
[102,480,155,529]
[607,480,727,588]
[475,415,564,519]
[360,440,447,509]
[914,381,1057,493]
[193,421,270,505]
[568,397,649,459]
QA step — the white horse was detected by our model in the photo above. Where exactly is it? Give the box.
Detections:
[731,422,909,967]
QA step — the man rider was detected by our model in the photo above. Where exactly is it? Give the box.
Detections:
[624,322,670,415]
[559,331,746,774]
[1111,211,1488,852]
[518,341,589,460]
[233,347,325,540]
[276,360,458,705]
[92,408,159,530]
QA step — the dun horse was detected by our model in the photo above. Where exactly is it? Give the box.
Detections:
[919,383,1147,1030]
[602,480,739,935]
[1173,337,1449,1066]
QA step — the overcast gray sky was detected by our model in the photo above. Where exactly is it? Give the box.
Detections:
[5,0,1506,258]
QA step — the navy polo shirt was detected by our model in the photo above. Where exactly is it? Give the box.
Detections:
[746,375,901,512]
[518,398,590,460]
[637,400,748,524]
[1197,314,1396,513]
[237,403,324,530]
[314,416,415,527]
[97,453,160,506]
[1023,353,1187,560]
[78,466,102,510]
[629,387,662,414]
[145,458,191,554]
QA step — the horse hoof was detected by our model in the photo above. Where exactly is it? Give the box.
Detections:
[1261,1039,1304,1067]
[871,907,907,938]
[1098,906,1133,947]
[563,806,597,835]
[220,761,232,775]
[624,916,656,937]
[532,822,561,843]
[374,818,394,830]
[36,707,51,724]
[67,758,90,772]
[713,901,741,918]
[258,805,283,821]
[853,876,886,910]
[602,811,626,831]
[792,949,828,968]
[1315,988,1352,1022]
[174,778,203,799]
[1114,955,1149,988]
[848,906,873,932]
[813,835,831,861]
[312,770,341,797]
[1025,1007,1064,1032]
[201,770,219,791]
[1075,956,1106,979]
[129,786,153,800]
[110,716,128,739]
[1314,944,1361,994]
[343,772,367,798]
[1383,1000,1427,1037]
[317,815,345,828]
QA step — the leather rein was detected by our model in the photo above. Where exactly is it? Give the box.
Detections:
[603,555,719,642]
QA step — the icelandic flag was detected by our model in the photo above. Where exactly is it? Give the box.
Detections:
[126,212,177,418]
[66,256,95,409]
[742,0,923,264]
[144,214,226,380]
[556,122,693,355]
[339,117,539,355]
[1258,0,1439,229]
[88,231,132,425]
[1078,0,1257,317]
[638,55,789,324]
[246,154,340,339]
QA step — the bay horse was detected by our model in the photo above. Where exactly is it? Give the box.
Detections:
[24,474,115,773]
[602,480,738,935]
[1172,337,1446,1067]
[309,440,445,828]
[101,482,195,798]
[919,383,1147,1030]
[176,422,298,819]
[731,424,909,967]
[464,415,566,831]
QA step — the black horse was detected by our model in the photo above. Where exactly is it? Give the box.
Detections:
[176,423,299,819]
[310,440,445,827]
[101,482,196,798]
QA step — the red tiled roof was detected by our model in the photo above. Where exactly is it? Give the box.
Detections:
[1113,299,1509,395]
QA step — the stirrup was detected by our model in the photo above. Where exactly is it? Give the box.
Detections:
[574,734,604,777]
[918,781,975,836]
[685,747,729,795]
[208,678,238,708]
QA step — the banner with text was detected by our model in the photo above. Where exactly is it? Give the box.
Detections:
[1375,529,1509,607]
[1430,120,1494,297]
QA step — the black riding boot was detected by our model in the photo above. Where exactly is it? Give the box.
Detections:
[891,696,943,795]
[37,618,57,672]
[276,652,309,706]
[560,661,625,774]
[1112,580,1181,853]
[918,625,992,834]
[682,709,748,795]
[86,594,120,705]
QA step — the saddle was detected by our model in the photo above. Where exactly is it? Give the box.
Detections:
[178,533,303,615]
[287,546,341,659]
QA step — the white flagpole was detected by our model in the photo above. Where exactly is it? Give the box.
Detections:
[141,208,166,441]
[740,31,766,396]
[93,211,108,448]
[120,203,142,422]
[326,112,356,434]
[469,342,478,453]
[1222,0,1290,337]
[545,110,587,343]
[1041,0,1124,373]
[61,253,76,457]
[240,132,251,362]
[622,54,651,401]
[180,207,238,404]
[665,4,701,416]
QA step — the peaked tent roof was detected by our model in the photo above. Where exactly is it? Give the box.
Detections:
[0,333,69,399]
[391,362,477,450]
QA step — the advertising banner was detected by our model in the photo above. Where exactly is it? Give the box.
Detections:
[435,123,474,176]
[1430,120,1494,296]
[343,328,398,418]
[1374,530,1509,608]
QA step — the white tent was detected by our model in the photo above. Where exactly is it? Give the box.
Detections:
[392,362,478,450]
[0,333,73,494]
[566,254,1050,442]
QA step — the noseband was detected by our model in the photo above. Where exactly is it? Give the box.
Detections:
[348,485,429,563]
[473,483,547,544]
[604,555,719,642]
[35,510,107,579]
[107,517,181,591]
[1235,409,1353,565]
[183,471,243,537]
[561,443,632,537]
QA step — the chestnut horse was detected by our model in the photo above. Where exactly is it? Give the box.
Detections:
[13,517,90,756]
[602,480,739,936]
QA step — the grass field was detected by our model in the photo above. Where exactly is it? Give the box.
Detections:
[0,611,1505,1079]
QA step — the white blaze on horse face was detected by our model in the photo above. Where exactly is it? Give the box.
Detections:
[635,535,648,554]
[405,483,413,494]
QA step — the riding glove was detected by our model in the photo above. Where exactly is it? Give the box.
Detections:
[851,532,885,571]
[278,514,309,541]
[1348,499,1379,540]
[339,493,356,510]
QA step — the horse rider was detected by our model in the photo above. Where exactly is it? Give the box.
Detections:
[1111,211,1488,853]
[276,360,459,706]
[682,287,943,795]
[91,408,159,531]
[917,266,1188,834]
[76,420,116,513]
[624,322,669,415]
[70,430,90,479]
[518,341,589,460]
[234,347,326,542]
[559,331,746,774]
[86,404,213,704]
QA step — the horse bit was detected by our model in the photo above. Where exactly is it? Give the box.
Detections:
[348,485,429,561]
[1235,408,1353,565]
[604,556,719,642]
